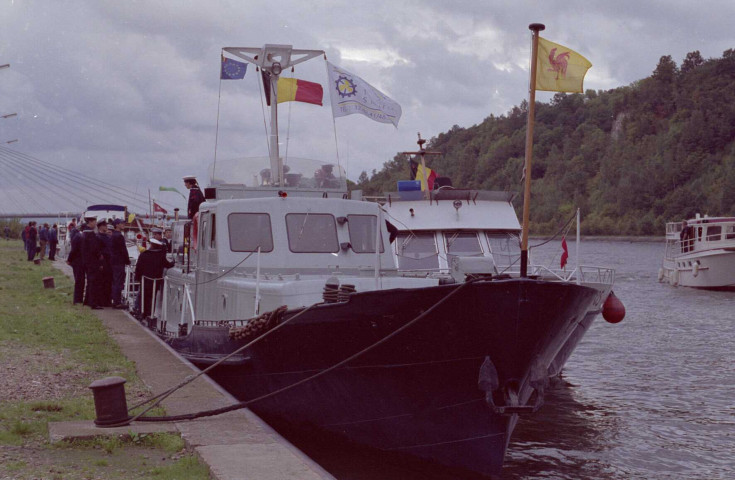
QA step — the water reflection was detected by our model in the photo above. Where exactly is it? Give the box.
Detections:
[502,379,622,479]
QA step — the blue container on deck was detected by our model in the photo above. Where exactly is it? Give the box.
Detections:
[397,180,421,191]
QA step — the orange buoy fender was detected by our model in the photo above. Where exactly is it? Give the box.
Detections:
[602,291,625,324]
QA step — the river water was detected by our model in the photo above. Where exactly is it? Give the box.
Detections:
[501,240,735,479]
[240,240,735,479]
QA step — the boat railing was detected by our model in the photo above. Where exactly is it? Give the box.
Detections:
[525,264,615,285]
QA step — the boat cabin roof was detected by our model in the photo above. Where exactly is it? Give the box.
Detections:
[380,189,520,232]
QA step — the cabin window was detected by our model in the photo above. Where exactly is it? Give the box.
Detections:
[727,225,735,240]
[228,213,274,252]
[396,233,439,270]
[707,226,721,241]
[286,213,339,253]
[346,215,384,253]
[486,233,521,270]
[444,232,483,265]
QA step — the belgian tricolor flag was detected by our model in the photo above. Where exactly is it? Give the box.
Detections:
[277,78,323,106]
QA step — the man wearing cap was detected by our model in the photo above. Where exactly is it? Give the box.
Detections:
[39,223,49,260]
[26,221,38,261]
[48,224,58,261]
[162,228,172,253]
[97,220,113,307]
[110,219,131,308]
[81,217,104,309]
[183,175,205,220]
[66,223,86,304]
[134,238,174,319]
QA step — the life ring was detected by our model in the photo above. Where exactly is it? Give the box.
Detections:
[191,212,199,251]
[692,261,699,277]
[658,268,664,282]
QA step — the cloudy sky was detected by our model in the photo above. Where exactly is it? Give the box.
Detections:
[0,0,732,214]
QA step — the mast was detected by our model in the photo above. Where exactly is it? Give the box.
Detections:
[520,23,545,277]
[222,45,324,186]
[402,133,441,199]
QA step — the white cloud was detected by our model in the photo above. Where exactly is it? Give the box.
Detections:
[1,0,733,215]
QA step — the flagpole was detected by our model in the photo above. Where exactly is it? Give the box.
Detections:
[520,22,545,277]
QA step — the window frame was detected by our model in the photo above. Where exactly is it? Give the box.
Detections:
[227,212,274,253]
[285,213,339,253]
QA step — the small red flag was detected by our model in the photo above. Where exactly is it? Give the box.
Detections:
[153,202,167,214]
[560,236,569,269]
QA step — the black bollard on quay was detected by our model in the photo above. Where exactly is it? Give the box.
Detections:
[89,377,131,427]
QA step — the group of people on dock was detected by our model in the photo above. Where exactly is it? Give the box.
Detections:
[21,222,58,262]
[45,175,202,317]
[67,216,132,310]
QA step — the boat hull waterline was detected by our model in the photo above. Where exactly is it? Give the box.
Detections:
[166,278,597,477]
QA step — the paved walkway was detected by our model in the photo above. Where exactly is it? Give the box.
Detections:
[50,261,334,480]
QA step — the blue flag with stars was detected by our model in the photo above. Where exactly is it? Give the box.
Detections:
[221,56,247,80]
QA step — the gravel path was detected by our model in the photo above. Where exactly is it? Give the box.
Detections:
[0,344,91,404]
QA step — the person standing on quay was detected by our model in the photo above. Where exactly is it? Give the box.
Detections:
[67,223,86,304]
[48,224,58,261]
[3,225,9,241]
[110,219,130,308]
[27,221,38,262]
[183,175,205,219]
[97,220,113,307]
[39,223,49,260]
[82,217,104,309]
[134,238,174,318]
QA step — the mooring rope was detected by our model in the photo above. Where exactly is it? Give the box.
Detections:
[127,278,477,424]
[118,302,319,427]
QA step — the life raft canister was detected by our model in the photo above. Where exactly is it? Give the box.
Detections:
[602,291,626,324]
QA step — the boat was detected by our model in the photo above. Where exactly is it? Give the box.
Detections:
[147,44,611,477]
[660,214,735,289]
[365,135,617,378]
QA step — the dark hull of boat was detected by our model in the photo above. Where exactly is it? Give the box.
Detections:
[546,308,601,378]
[165,278,596,478]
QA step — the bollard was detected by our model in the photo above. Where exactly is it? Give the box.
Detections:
[89,377,130,427]
[42,277,55,289]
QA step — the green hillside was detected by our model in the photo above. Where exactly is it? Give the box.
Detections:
[355,49,735,235]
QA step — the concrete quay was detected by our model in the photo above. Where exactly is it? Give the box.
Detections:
[49,262,334,480]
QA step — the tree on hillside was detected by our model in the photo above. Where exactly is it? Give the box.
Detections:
[355,50,735,235]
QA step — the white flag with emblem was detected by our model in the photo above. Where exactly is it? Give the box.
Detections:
[326,61,402,127]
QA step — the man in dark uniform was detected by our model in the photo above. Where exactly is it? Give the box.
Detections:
[66,223,86,304]
[162,228,172,253]
[134,238,174,319]
[183,175,205,219]
[48,224,58,260]
[27,221,38,261]
[81,217,104,309]
[110,219,131,308]
[97,220,113,307]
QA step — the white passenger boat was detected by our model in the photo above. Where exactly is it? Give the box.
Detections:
[145,43,621,478]
[660,214,735,289]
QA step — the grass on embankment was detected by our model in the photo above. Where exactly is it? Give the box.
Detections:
[0,241,210,479]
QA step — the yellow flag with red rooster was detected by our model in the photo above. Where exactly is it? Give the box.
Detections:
[536,37,592,93]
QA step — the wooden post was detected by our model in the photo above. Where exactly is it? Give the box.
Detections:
[520,23,545,277]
